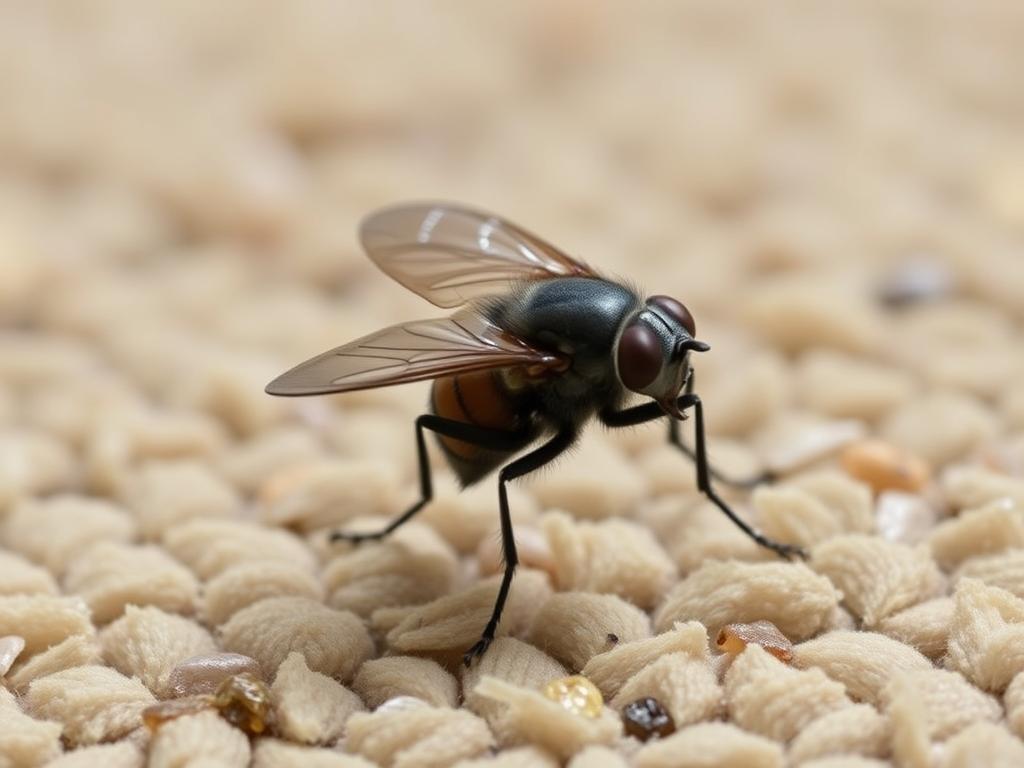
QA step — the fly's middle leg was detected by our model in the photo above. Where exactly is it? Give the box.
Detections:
[329,414,528,544]
[463,426,577,667]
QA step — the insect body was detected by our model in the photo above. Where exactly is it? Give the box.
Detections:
[433,276,638,486]
[266,203,802,665]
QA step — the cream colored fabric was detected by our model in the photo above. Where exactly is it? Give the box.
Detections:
[1,2,1024,764]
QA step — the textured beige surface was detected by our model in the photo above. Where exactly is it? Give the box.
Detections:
[1,1,1024,765]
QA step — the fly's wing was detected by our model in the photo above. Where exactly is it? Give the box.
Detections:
[265,313,568,396]
[361,203,597,308]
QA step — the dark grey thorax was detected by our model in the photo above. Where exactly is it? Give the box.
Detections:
[484,277,641,423]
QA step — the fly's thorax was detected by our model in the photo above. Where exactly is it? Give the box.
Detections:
[489,277,641,358]
[481,278,641,424]
[497,344,619,427]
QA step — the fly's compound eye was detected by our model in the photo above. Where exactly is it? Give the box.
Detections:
[617,323,663,392]
[649,295,696,337]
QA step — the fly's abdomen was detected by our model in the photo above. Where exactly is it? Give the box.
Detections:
[430,370,531,486]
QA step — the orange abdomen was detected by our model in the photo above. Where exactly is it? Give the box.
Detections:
[430,370,528,485]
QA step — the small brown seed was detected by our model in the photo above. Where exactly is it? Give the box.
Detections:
[841,439,931,493]
[622,697,676,741]
[715,620,793,662]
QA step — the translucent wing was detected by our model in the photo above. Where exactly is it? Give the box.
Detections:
[361,203,597,308]
[265,313,567,396]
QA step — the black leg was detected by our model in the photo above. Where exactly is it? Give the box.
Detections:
[684,370,773,488]
[679,393,804,559]
[600,394,803,560]
[598,399,665,428]
[599,399,772,489]
[463,427,577,666]
[666,418,774,489]
[330,414,528,544]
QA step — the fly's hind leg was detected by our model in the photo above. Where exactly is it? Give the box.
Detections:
[463,427,577,666]
[329,414,528,544]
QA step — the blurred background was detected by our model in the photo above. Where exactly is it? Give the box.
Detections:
[0,0,1022,480]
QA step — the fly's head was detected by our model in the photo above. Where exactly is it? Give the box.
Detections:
[614,295,709,417]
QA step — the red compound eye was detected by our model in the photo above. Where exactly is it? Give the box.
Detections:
[649,295,696,337]
[617,323,663,391]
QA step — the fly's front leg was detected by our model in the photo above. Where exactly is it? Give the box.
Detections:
[463,427,577,666]
[667,419,775,489]
[599,396,803,560]
[599,398,772,489]
[330,414,528,544]
[677,393,805,560]
[669,370,774,489]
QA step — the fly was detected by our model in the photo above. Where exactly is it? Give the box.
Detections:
[266,203,805,665]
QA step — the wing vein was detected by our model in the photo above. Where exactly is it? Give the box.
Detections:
[361,203,596,308]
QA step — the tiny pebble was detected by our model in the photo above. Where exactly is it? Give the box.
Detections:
[841,439,931,493]
[542,675,603,718]
[877,259,956,308]
[875,491,937,545]
[0,635,26,676]
[622,697,676,741]
[375,695,432,714]
[167,652,262,698]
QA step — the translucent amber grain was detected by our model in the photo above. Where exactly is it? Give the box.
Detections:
[542,675,603,718]
[716,620,794,662]
[213,672,274,735]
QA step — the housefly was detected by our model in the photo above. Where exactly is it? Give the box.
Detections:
[266,203,803,665]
